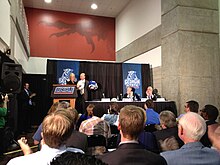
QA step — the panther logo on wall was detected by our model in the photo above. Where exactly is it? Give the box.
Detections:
[58,68,74,85]
[124,71,141,89]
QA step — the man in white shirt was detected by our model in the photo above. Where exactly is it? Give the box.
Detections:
[76,73,89,113]
[7,109,83,165]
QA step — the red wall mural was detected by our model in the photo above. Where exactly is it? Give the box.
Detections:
[25,8,115,61]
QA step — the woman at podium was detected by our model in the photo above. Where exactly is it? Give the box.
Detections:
[66,73,77,85]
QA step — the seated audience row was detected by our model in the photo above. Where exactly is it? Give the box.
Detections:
[8,108,84,165]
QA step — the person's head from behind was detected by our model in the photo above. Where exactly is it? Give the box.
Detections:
[58,101,70,109]
[178,112,206,143]
[86,104,95,117]
[50,151,107,165]
[184,100,199,113]
[109,103,119,115]
[160,110,177,129]
[69,73,75,82]
[146,86,153,96]
[119,105,146,140]
[144,99,154,109]
[42,109,74,148]
[48,102,59,114]
[200,104,219,121]
[80,73,86,80]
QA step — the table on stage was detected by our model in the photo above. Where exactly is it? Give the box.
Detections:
[85,101,177,117]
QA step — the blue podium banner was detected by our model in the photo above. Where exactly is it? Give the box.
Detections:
[122,63,142,97]
[57,60,79,84]
[54,86,75,94]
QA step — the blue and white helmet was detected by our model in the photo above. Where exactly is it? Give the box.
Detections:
[88,80,98,90]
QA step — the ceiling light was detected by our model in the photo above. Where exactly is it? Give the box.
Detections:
[91,3,98,10]
[45,0,52,3]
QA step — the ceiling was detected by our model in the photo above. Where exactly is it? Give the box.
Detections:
[22,0,131,18]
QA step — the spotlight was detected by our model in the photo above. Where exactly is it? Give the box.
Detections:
[91,3,98,10]
[45,0,52,3]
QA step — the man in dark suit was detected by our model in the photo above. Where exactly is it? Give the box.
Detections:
[97,105,167,165]
[76,73,89,114]
[19,83,36,133]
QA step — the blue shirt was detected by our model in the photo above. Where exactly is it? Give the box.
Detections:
[145,108,160,125]
[33,123,43,142]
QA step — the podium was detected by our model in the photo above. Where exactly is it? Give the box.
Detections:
[51,84,78,108]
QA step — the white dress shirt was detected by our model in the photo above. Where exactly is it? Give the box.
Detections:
[7,144,84,165]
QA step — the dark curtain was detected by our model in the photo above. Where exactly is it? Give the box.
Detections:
[46,60,151,101]
[141,64,151,97]
[79,62,123,100]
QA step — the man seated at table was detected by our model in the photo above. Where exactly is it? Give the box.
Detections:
[146,86,156,101]
[97,105,167,165]
[123,86,141,101]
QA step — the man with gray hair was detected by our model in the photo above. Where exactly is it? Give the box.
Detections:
[161,112,220,165]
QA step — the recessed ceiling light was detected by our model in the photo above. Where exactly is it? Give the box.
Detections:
[45,0,52,3]
[91,3,98,10]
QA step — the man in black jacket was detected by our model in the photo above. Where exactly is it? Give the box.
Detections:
[19,83,36,133]
[97,105,167,165]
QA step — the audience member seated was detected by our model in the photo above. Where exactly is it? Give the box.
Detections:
[101,103,119,126]
[50,151,107,165]
[7,109,84,165]
[65,109,88,153]
[160,112,220,165]
[146,86,156,101]
[116,131,158,153]
[79,115,111,155]
[33,105,88,152]
[0,94,9,158]
[178,100,199,119]
[33,102,59,145]
[123,86,141,101]
[76,104,95,130]
[208,125,220,151]
[97,105,167,165]
[79,116,111,139]
[153,111,183,152]
[200,104,219,147]
[144,99,160,125]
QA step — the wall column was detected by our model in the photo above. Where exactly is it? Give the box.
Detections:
[161,0,219,114]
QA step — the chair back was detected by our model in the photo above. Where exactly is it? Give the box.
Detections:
[87,134,106,147]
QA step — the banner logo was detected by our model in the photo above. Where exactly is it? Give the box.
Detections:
[58,68,73,85]
[124,71,141,89]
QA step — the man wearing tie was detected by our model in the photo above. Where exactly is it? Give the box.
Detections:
[19,83,36,134]
[76,73,89,114]
[146,86,156,101]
